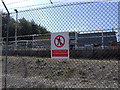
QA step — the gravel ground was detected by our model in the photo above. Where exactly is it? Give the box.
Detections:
[2,56,118,88]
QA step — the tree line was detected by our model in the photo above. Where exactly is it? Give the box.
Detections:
[2,13,50,40]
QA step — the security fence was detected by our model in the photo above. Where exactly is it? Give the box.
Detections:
[2,1,120,89]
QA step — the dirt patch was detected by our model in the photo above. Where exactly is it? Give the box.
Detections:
[2,56,118,88]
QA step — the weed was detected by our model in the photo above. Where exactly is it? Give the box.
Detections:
[79,70,86,76]
[36,59,44,64]
[64,68,75,78]
[82,79,89,82]
[73,83,76,85]
[76,68,87,78]
[44,75,51,79]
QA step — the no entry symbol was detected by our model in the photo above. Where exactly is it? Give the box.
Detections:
[54,35,65,48]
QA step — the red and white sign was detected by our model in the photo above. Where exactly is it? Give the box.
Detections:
[51,32,69,59]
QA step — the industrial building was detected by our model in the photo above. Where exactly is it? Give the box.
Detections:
[7,31,118,50]
[33,31,117,50]
[69,31,117,49]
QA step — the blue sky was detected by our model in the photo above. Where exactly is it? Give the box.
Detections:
[0,0,119,12]
[0,0,120,41]
[16,2,118,33]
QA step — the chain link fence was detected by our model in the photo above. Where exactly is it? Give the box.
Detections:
[2,1,120,89]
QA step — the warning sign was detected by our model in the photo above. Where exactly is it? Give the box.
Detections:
[51,32,69,59]
[54,35,65,48]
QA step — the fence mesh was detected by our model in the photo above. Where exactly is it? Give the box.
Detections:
[1,1,120,89]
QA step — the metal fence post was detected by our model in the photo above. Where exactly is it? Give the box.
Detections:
[101,30,104,49]
[1,0,10,89]
[0,11,2,90]
[14,9,18,50]
[4,13,9,90]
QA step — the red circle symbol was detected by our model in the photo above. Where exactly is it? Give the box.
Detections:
[54,35,65,48]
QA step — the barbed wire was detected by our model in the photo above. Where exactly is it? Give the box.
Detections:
[9,0,102,11]
[8,1,64,10]
[0,0,32,6]
[2,1,116,14]
[0,0,69,11]
[9,1,71,10]
[10,2,99,14]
